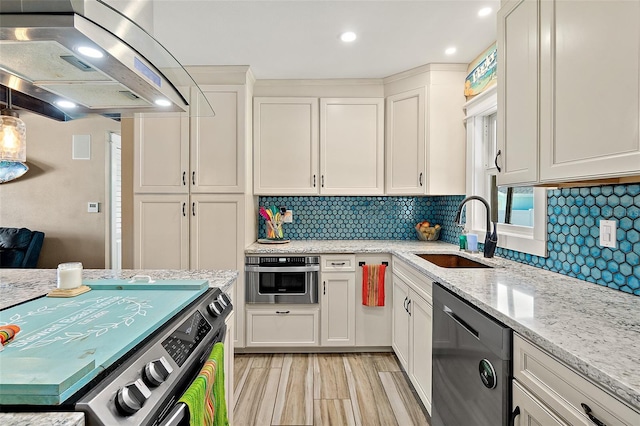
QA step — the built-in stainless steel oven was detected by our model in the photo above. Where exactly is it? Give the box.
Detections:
[245,256,319,304]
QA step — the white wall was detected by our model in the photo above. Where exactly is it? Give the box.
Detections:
[0,113,120,268]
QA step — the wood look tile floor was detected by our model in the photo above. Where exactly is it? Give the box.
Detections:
[233,353,430,426]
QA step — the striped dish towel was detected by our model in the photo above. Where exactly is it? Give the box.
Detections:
[179,342,228,426]
[362,264,386,307]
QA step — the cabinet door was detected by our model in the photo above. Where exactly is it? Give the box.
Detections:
[320,272,356,346]
[134,112,189,193]
[189,194,244,270]
[392,273,410,370]
[246,307,319,347]
[224,312,235,426]
[497,0,539,186]
[409,290,432,414]
[320,98,384,195]
[512,381,569,426]
[134,194,188,269]
[539,0,640,182]
[385,89,426,195]
[355,254,392,347]
[254,97,319,195]
[191,86,246,193]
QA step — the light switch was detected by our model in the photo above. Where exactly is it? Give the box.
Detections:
[599,219,617,248]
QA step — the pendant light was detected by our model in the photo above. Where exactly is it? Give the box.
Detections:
[0,88,26,162]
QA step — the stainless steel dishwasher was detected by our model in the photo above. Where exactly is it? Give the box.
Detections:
[432,282,512,426]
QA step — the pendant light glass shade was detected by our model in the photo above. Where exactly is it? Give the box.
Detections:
[1,87,26,162]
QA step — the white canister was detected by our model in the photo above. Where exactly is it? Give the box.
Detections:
[466,234,479,252]
[57,262,83,289]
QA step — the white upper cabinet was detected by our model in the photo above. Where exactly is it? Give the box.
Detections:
[253,97,319,195]
[385,67,466,195]
[190,86,246,193]
[497,0,539,186]
[385,89,426,194]
[134,112,189,193]
[498,0,640,186]
[320,98,384,195]
[539,0,640,182]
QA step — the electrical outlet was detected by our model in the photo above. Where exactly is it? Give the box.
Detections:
[599,219,617,248]
[87,202,99,213]
[284,210,293,223]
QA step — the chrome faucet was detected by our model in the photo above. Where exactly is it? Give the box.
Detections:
[454,195,498,258]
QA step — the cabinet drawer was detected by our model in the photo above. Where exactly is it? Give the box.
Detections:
[514,334,640,426]
[321,254,356,272]
[246,307,319,347]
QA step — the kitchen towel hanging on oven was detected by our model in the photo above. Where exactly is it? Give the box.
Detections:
[362,264,386,307]
[179,342,228,426]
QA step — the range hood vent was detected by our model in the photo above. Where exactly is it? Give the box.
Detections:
[0,0,214,120]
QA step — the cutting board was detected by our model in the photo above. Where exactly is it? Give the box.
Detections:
[0,279,209,405]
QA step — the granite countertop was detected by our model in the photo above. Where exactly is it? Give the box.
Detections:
[246,239,640,412]
[0,269,238,310]
[0,268,237,426]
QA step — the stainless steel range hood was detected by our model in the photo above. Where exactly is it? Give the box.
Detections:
[0,0,213,120]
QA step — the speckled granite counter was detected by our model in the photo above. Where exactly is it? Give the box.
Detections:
[0,269,238,310]
[0,269,237,425]
[246,240,640,411]
[0,412,84,426]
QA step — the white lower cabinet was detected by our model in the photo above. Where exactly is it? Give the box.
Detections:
[245,306,319,347]
[391,256,433,413]
[355,254,392,347]
[320,272,356,346]
[224,312,234,425]
[512,334,640,426]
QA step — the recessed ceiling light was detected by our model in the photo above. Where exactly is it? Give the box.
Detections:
[478,7,492,17]
[56,100,76,109]
[155,99,171,107]
[77,46,103,59]
[445,47,457,55]
[340,31,357,43]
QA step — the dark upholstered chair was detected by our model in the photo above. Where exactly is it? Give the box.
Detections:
[0,227,45,268]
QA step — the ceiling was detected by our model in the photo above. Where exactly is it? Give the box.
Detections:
[151,0,500,80]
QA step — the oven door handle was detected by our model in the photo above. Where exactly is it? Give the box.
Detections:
[245,265,320,273]
[159,402,188,426]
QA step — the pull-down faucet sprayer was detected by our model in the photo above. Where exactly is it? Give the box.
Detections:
[454,195,498,258]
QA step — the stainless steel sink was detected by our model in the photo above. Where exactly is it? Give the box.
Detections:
[416,253,492,268]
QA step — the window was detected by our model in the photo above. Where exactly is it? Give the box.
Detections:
[464,86,547,257]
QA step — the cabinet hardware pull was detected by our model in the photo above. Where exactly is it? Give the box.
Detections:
[581,403,607,426]
[419,172,423,186]
[321,175,325,188]
[403,296,408,311]
[509,406,520,426]
[331,262,346,266]
[192,202,195,216]
[276,310,290,314]
[313,174,316,187]
[407,299,411,316]
[323,281,326,295]
[494,149,502,173]
[182,203,186,217]
[182,171,186,186]
[192,171,196,185]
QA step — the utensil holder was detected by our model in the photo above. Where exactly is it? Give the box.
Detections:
[266,220,284,240]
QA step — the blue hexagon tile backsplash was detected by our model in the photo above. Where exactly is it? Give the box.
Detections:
[259,184,639,296]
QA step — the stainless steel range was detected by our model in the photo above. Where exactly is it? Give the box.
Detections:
[0,279,232,426]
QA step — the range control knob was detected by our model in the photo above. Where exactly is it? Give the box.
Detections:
[218,292,232,307]
[207,300,223,317]
[115,379,151,415]
[142,357,173,387]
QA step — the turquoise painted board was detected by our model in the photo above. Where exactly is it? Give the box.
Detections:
[0,282,208,405]
[85,279,209,291]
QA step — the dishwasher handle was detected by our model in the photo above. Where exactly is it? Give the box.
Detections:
[444,305,479,339]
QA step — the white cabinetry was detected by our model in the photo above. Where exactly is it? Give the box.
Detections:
[512,334,640,425]
[246,306,320,347]
[320,98,384,195]
[385,66,467,195]
[391,256,433,413]
[498,0,640,186]
[253,97,319,195]
[355,254,392,347]
[224,312,235,426]
[320,255,356,346]
[512,381,568,426]
[253,97,384,195]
